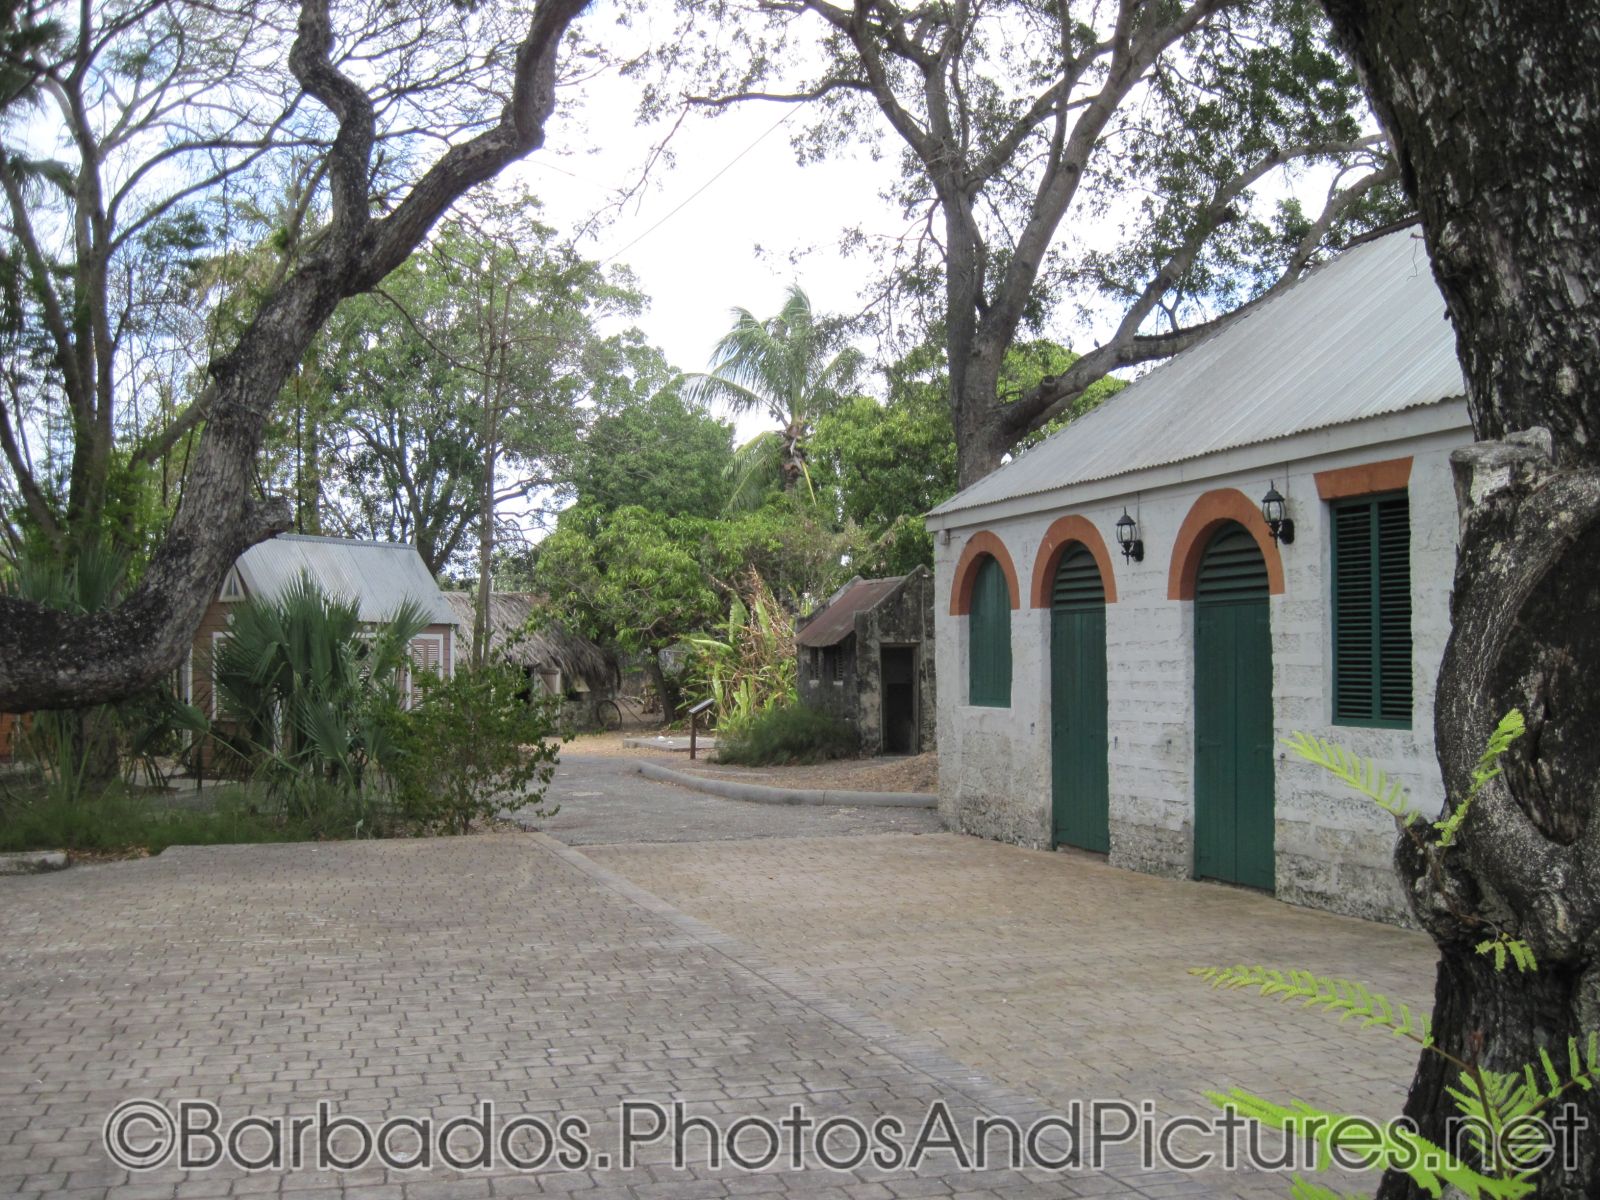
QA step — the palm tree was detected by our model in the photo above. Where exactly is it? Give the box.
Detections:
[684,285,862,505]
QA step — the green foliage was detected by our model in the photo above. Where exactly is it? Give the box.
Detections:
[1281,731,1424,827]
[713,703,859,767]
[4,543,204,802]
[685,573,796,731]
[810,374,956,575]
[683,284,861,501]
[385,660,562,834]
[1446,1070,1547,1182]
[1286,710,1527,850]
[1192,965,1433,1046]
[1197,712,1598,1196]
[536,505,724,658]
[568,387,734,519]
[1475,935,1538,974]
[1287,712,1542,977]
[1003,340,1127,450]
[538,499,859,661]
[0,782,319,854]
[1206,1089,1533,1199]
[303,194,666,574]
[212,575,424,827]
[1438,710,1527,847]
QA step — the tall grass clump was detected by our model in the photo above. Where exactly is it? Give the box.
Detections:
[714,702,858,766]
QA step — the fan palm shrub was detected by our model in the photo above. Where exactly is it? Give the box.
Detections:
[212,574,426,829]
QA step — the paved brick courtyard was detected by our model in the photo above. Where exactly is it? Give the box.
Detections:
[0,773,1438,1199]
[508,755,942,844]
[586,833,1439,1196]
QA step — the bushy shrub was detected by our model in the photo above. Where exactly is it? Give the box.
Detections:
[386,660,562,834]
[714,702,857,766]
[685,571,796,729]
[212,575,425,829]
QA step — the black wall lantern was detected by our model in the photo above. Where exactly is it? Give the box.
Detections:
[1115,508,1144,563]
[1261,481,1295,544]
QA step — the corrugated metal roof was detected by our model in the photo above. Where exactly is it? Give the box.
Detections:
[796,577,906,647]
[930,228,1465,518]
[234,535,458,626]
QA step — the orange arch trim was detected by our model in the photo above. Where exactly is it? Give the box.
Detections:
[1167,487,1286,600]
[949,531,1021,615]
[1028,515,1119,606]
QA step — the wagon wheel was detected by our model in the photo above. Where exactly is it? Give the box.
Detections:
[594,698,623,731]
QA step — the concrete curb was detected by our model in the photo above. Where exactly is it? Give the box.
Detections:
[0,850,69,876]
[636,760,937,808]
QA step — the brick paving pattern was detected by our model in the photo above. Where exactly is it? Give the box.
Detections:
[587,834,1441,1198]
[1,757,1441,1200]
[3,836,1153,1199]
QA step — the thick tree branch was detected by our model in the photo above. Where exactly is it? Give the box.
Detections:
[1008,144,1392,438]
[685,78,872,107]
[0,0,591,712]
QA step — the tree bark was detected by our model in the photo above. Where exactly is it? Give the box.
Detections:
[0,0,591,713]
[646,654,681,726]
[1319,4,1600,1195]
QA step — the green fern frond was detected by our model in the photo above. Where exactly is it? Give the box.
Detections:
[1445,1067,1547,1179]
[1470,709,1527,797]
[1205,1089,1534,1199]
[1444,1035,1600,1175]
[1289,1179,1368,1200]
[1282,732,1423,826]
[1516,1034,1600,1102]
[1192,965,1434,1046]
[1437,710,1527,847]
[1475,935,1538,973]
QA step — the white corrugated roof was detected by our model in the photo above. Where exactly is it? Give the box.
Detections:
[930,228,1465,518]
[234,535,458,626]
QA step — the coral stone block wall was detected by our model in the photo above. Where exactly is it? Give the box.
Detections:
[933,421,1466,925]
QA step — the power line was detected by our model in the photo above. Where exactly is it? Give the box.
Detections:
[602,106,801,265]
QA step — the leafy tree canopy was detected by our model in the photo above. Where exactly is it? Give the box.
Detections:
[565,387,735,519]
[640,0,1409,483]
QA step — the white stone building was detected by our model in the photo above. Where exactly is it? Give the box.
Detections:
[925,227,1471,924]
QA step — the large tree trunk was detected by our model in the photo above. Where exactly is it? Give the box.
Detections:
[0,0,590,713]
[950,352,1010,489]
[1319,5,1600,1196]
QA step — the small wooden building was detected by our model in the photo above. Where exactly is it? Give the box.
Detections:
[796,567,936,755]
[187,534,459,719]
[442,591,615,701]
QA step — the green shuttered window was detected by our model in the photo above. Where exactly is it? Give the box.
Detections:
[1331,492,1413,727]
[968,556,1012,707]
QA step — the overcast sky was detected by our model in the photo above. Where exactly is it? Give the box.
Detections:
[495,10,912,442]
[487,5,1351,450]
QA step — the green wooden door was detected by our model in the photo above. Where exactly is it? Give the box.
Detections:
[1193,524,1275,890]
[1051,546,1109,852]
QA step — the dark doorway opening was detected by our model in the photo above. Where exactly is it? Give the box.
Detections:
[881,646,918,754]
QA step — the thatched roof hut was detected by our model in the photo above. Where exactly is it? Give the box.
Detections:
[442,592,615,696]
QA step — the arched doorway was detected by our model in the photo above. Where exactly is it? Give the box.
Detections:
[1193,523,1275,889]
[1050,545,1109,852]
